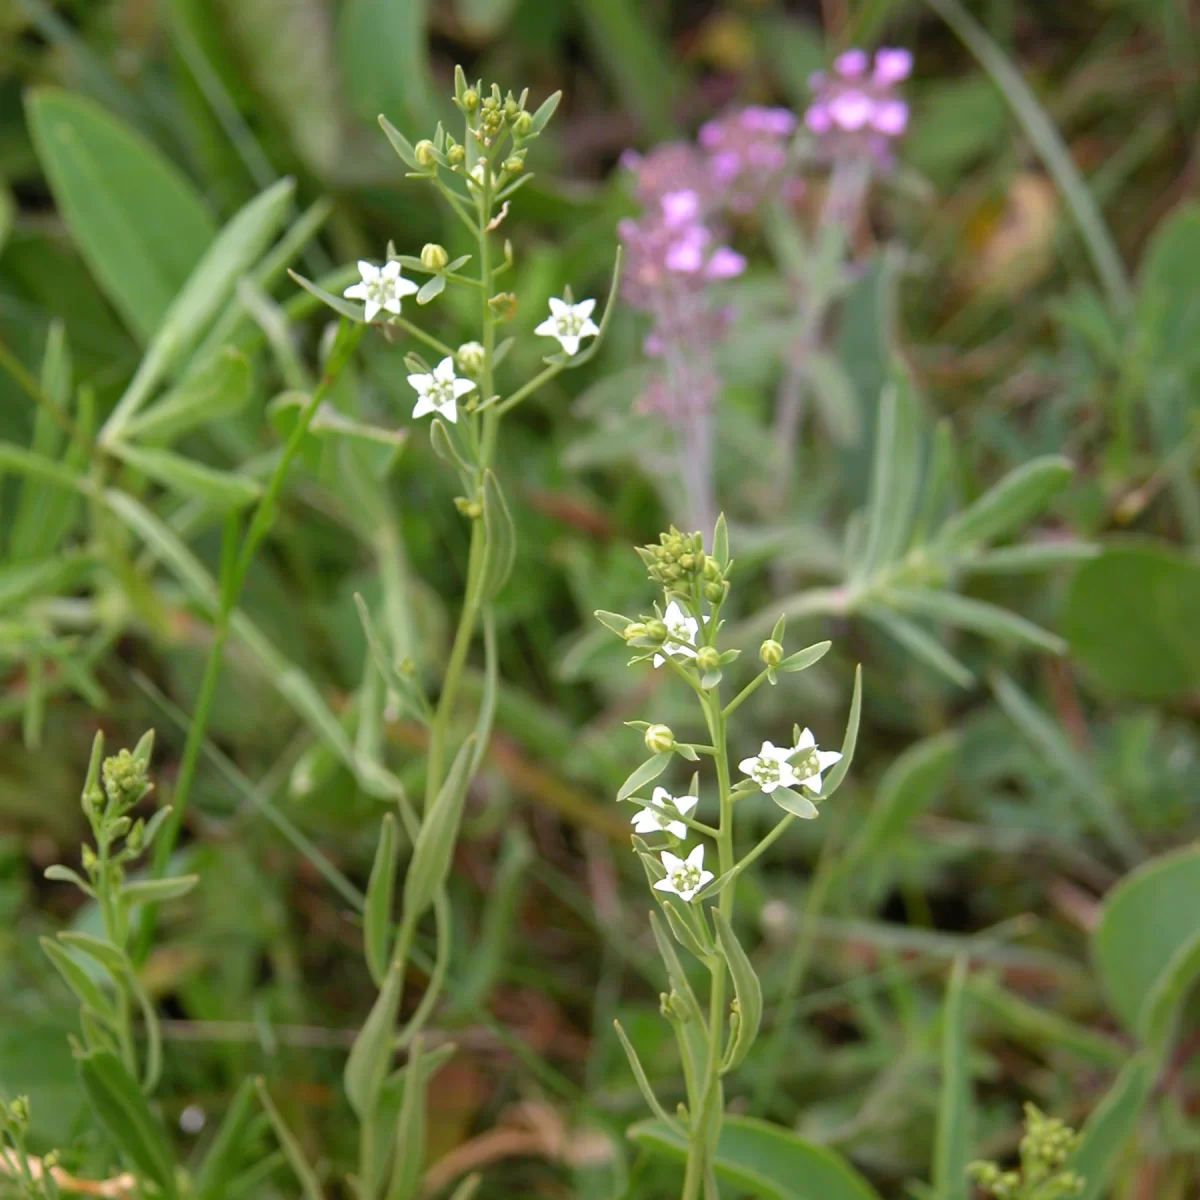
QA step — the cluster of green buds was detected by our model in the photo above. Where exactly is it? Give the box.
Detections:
[80,732,158,872]
[969,1105,1084,1200]
[0,1095,29,1140]
[636,525,730,606]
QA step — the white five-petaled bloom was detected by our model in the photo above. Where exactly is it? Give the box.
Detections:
[738,741,801,794]
[653,600,699,668]
[343,260,418,322]
[406,357,476,424]
[790,728,842,795]
[653,845,713,903]
[631,786,699,839]
[536,297,600,356]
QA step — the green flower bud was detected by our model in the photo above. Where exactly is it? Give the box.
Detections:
[447,144,466,166]
[502,155,524,174]
[456,341,486,374]
[645,724,676,754]
[622,621,648,642]
[420,242,449,270]
[414,139,437,168]
[6,1095,29,1130]
[126,819,145,853]
[81,844,98,872]
[513,111,533,136]
[703,557,721,581]
[503,96,521,121]
[696,645,720,672]
[644,619,669,644]
[454,496,483,519]
[482,94,499,111]
[704,580,726,603]
[463,88,479,111]
[759,639,784,667]
[102,749,149,810]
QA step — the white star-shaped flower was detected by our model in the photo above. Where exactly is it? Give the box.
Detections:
[535,297,600,356]
[790,728,842,795]
[738,741,801,794]
[631,786,699,839]
[653,600,699,668]
[407,357,477,424]
[343,260,418,322]
[653,844,713,903]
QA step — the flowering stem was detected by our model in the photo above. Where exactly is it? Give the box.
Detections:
[493,361,563,416]
[388,316,457,361]
[722,669,768,720]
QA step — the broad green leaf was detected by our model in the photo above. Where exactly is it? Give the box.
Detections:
[616,752,672,802]
[713,909,762,1073]
[1069,1053,1152,1200]
[26,88,215,343]
[194,1077,258,1200]
[364,814,398,987]
[255,1078,323,1200]
[1064,541,1200,701]
[846,732,960,867]
[1093,845,1200,1032]
[113,443,262,510]
[402,736,477,922]
[628,1114,881,1200]
[932,957,970,1200]
[478,469,516,602]
[416,272,445,305]
[78,1050,179,1198]
[1135,201,1200,368]
[39,937,119,1026]
[883,587,1065,654]
[933,456,1073,554]
[124,347,253,444]
[104,177,295,441]
[345,957,404,1119]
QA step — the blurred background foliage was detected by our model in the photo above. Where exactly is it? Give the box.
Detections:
[1,0,1199,1197]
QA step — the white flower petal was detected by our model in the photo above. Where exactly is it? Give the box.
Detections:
[575,298,597,318]
[548,297,568,317]
[794,728,816,751]
[407,373,433,393]
[364,299,381,322]
[412,395,437,419]
[651,786,672,806]
[652,653,667,668]
[452,378,477,398]
[816,750,843,770]
[579,318,600,338]
[799,772,822,795]
[738,757,760,776]
[666,820,688,839]
[381,260,401,280]
[660,851,684,874]
[357,260,379,281]
[534,316,558,337]
[432,358,455,382]
[676,794,699,816]
[438,400,458,424]
[653,878,678,895]
[344,283,369,301]
[684,845,706,871]
[382,296,402,315]
[697,869,714,887]
[558,335,581,355]
[395,276,419,297]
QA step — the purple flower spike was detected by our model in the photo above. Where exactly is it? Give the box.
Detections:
[705,247,746,279]
[709,150,741,183]
[829,91,875,131]
[805,104,833,134]
[871,99,908,136]
[665,226,709,274]
[873,47,913,86]
[834,49,870,79]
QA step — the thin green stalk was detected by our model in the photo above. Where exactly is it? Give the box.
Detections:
[132,322,363,965]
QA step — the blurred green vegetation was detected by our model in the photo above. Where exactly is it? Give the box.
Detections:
[1,1,1199,1197]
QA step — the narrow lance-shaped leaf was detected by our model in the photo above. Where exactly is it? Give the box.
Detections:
[78,1051,179,1199]
[617,752,672,802]
[39,937,120,1026]
[124,347,253,444]
[119,875,200,905]
[882,587,1065,655]
[478,469,516,602]
[194,1077,258,1200]
[1069,1053,1152,1200]
[613,1018,685,1133]
[255,1078,323,1200]
[932,957,971,1200]
[387,1035,427,1200]
[779,640,831,673]
[345,957,405,1120]
[364,813,398,987]
[112,443,262,511]
[713,909,762,1074]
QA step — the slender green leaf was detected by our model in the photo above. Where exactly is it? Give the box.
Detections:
[932,456,1074,554]
[1139,929,1200,1058]
[57,932,130,976]
[713,909,762,1074]
[960,541,1099,574]
[365,814,398,987]
[118,875,199,905]
[25,88,215,342]
[478,469,516,602]
[194,1078,258,1200]
[386,1035,427,1200]
[39,937,119,1026]
[125,347,253,444]
[821,664,863,799]
[613,1019,684,1132]
[345,957,404,1120]
[770,787,819,820]
[779,640,832,673]
[629,1114,881,1200]
[868,607,976,688]
[289,269,367,322]
[1069,1054,1151,1200]
[932,957,970,1200]
[255,1078,323,1200]
[113,443,261,510]
[883,587,1065,654]
[78,1050,179,1198]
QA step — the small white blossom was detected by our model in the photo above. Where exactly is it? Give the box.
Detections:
[653,844,713,903]
[343,260,418,322]
[456,341,485,373]
[652,600,700,668]
[407,357,477,424]
[738,741,801,794]
[790,728,842,795]
[631,786,699,839]
[536,297,600,356]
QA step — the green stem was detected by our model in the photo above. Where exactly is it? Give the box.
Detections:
[131,323,363,966]
[723,669,768,720]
